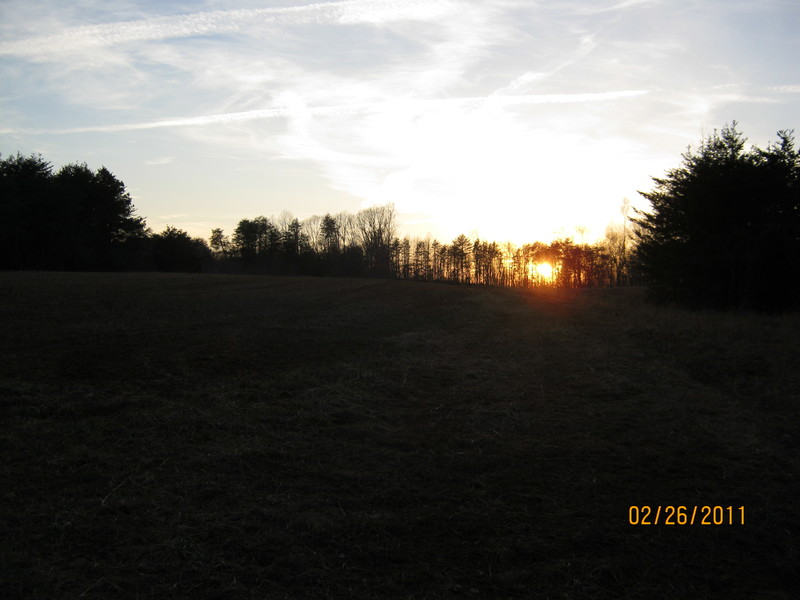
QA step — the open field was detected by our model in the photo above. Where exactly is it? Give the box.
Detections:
[1,272,799,599]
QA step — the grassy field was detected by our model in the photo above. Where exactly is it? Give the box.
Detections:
[1,272,798,599]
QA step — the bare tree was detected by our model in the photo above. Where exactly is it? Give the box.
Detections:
[302,214,323,254]
[355,204,397,276]
[336,211,358,249]
[275,210,294,236]
[603,198,633,285]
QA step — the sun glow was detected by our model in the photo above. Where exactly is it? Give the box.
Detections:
[357,98,645,245]
[535,262,554,280]
[524,261,556,284]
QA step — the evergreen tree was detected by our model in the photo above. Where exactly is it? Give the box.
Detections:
[0,153,147,270]
[634,124,799,310]
[152,226,211,272]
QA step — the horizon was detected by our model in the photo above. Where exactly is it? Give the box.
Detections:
[1,0,798,245]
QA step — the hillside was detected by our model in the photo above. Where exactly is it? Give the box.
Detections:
[2,272,798,599]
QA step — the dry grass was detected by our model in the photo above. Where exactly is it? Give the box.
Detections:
[1,272,798,599]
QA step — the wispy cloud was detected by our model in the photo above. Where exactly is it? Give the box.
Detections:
[0,0,453,59]
[491,35,598,95]
[562,0,662,16]
[2,0,796,243]
[144,156,174,166]
[767,85,800,94]
[593,0,663,13]
[711,93,780,105]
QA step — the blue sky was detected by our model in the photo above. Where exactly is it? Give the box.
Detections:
[2,0,798,244]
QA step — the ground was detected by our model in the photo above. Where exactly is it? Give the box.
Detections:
[1,272,798,599]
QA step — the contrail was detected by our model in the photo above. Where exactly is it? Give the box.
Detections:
[3,104,372,134]
[0,90,648,135]
[488,90,648,106]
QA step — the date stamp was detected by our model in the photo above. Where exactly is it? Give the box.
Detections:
[629,505,745,525]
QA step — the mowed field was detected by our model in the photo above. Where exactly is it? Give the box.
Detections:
[1,272,799,599]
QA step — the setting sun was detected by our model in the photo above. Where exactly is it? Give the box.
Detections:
[535,262,554,280]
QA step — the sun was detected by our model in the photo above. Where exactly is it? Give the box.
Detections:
[535,262,554,279]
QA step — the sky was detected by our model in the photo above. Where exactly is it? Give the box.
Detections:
[1,0,798,245]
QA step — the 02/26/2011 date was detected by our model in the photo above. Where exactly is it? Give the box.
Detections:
[629,505,745,525]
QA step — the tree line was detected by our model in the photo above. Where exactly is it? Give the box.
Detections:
[0,152,633,286]
[3,122,797,310]
[209,205,633,287]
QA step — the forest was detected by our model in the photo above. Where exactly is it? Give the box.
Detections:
[2,123,798,310]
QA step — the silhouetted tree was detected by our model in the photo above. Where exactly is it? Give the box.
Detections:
[320,214,341,254]
[341,244,365,277]
[450,234,471,283]
[56,163,148,269]
[0,153,55,269]
[413,238,432,281]
[0,153,147,270]
[435,242,447,280]
[336,211,358,249]
[152,226,212,272]
[210,228,231,257]
[398,237,412,279]
[355,204,397,277]
[282,217,305,257]
[232,216,280,269]
[634,123,800,310]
